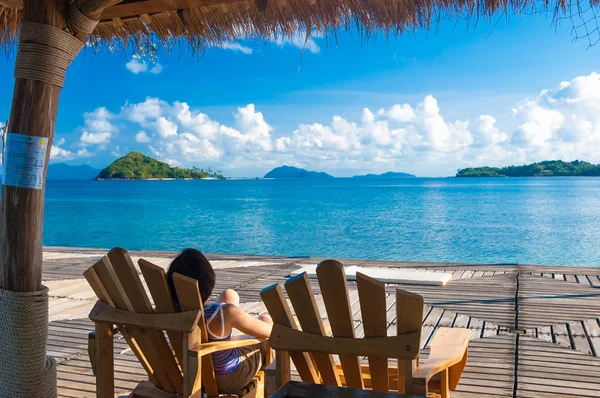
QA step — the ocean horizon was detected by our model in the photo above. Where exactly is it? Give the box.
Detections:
[38,177,600,267]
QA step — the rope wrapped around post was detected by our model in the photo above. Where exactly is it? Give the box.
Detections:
[68,3,100,34]
[13,3,99,87]
[0,287,56,397]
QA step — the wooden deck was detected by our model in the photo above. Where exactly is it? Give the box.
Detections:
[43,247,600,398]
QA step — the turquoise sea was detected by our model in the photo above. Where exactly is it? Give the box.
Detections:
[43,177,600,267]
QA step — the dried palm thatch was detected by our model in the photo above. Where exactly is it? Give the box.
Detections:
[1,0,599,54]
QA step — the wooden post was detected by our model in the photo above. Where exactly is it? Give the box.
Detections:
[0,0,123,292]
[95,322,114,398]
[0,0,67,293]
[183,332,203,397]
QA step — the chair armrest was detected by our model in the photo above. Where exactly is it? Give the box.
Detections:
[89,300,202,333]
[413,327,471,382]
[190,335,267,357]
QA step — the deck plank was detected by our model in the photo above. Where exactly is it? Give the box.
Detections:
[517,337,600,398]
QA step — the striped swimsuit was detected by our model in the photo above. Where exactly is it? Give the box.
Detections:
[204,303,241,375]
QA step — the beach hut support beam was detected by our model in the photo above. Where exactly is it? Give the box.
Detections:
[0,0,120,290]
[0,0,65,293]
[0,1,121,396]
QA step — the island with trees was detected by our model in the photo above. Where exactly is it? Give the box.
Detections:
[264,166,417,179]
[456,160,600,177]
[264,166,334,179]
[353,171,415,179]
[96,151,225,180]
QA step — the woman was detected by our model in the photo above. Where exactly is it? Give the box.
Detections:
[166,248,273,394]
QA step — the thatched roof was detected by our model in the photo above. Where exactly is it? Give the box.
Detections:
[0,0,598,52]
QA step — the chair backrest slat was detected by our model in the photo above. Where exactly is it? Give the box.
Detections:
[106,249,183,394]
[89,256,132,311]
[284,273,341,386]
[396,288,424,394]
[85,256,174,390]
[356,272,389,392]
[84,264,153,379]
[84,266,113,306]
[260,284,320,384]
[316,260,363,389]
[395,289,423,336]
[138,259,184,368]
[172,273,220,397]
[108,248,152,310]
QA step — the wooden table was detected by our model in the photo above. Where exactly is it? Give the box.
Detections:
[270,381,426,397]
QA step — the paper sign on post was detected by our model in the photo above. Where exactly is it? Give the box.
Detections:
[2,133,48,190]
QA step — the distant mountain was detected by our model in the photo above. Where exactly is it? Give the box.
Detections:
[97,151,224,180]
[47,163,99,180]
[457,160,600,177]
[264,166,334,179]
[353,171,416,179]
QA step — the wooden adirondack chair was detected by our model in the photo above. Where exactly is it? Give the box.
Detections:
[84,248,271,398]
[260,259,471,398]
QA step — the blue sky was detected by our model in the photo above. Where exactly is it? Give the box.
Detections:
[1,10,600,177]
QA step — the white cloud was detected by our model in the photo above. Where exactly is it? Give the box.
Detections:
[118,99,275,166]
[83,107,115,135]
[125,59,148,74]
[124,97,166,124]
[50,145,74,160]
[80,107,116,146]
[234,104,273,151]
[272,31,322,54]
[150,64,163,74]
[221,42,253,55]
[471,115,508,148]
[77,148,95,158]
[50,137,98,161]
[81,131,111,145]
[155,117,178,137]
[506,72,600,162]
[126,58,163,75]
[414,95,473,152]
[77,72,600,175]
[269,95,475,170]
[135,130,151,143]
[274,72,600,172]
[384,103,416,122]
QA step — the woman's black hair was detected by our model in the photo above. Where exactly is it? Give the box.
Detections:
[167,248,216,306]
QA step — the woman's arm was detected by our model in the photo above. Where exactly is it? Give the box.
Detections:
[221,303,273,338]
